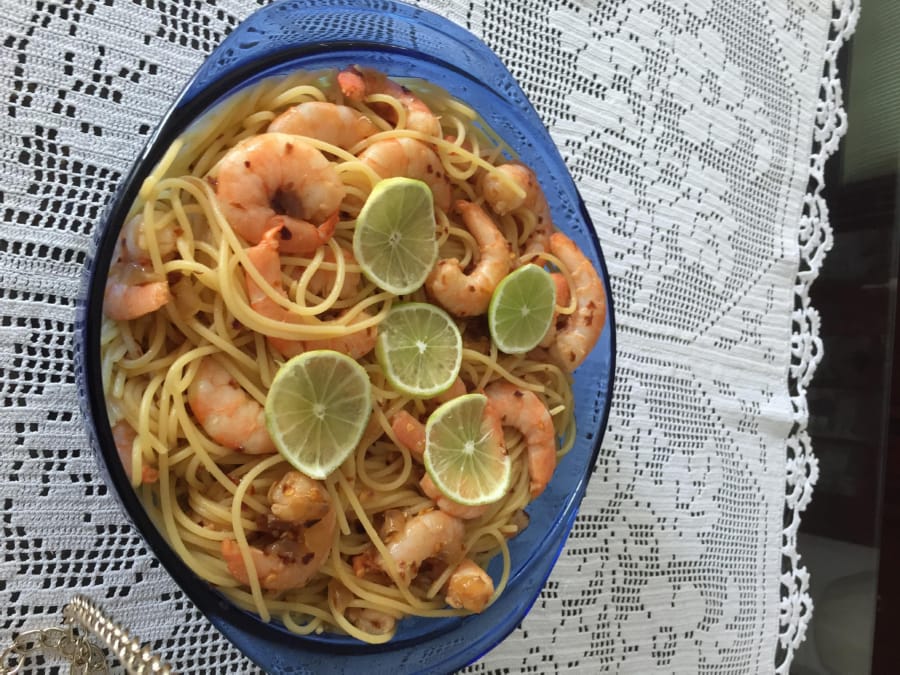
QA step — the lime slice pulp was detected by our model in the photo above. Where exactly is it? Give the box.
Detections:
[424,393,511,505]
[353,177,438,294]
[264,350,372,479]
[488,264,557,354]
[375,302,462,398]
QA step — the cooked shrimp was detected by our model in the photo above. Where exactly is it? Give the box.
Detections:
[445,558,494,613]
[112,420,158,485]
[118,211,179,262]
[338,65,441,138]
[547,232,606,371]
[390,410,426,462]
[420,475,489,520]
[329,580,398,636]
[358,137,452,211]
[268,101,378,150]
[484,380,556,498]
[346,607,397,635]
[103,212,177,321]
[432,376,467,404]
[481,163,553,257]
[355,510,465,585]
[215,133,345,255]
[103,263,171,321]
[244,227,377,359]
[538,272,573,349]
[302,310,378,359]
[222,471,336,591]
[426,201,512,317]
[187,357,275,454]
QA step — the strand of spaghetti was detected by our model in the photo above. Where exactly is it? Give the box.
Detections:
[163,358,269,511]
[136,371,168,458]
[187,491,261,532]
[327,598,397,645]
[556,413,578,457]
[116,314,168,371]
[280,609,328,636]
[119,335,186,380]
[115,319,143,360]
[175,449,209,490]
[138,138,184,202]
[324,474,350,537]
[154,443,225,582]
[225,244,388,338]
[334,471,437,610]
[179,316,258,372]
[288,238,348,309]
[532,251,578,315]
[266,83,327,110]
[331,554,458,617]
[380,127,523,189]
[356,444,412,493]
[362,94,407,131]
[228,452,288,623]
[462,349,541,391]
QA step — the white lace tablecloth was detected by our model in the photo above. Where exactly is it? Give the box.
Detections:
[0,0,858,672]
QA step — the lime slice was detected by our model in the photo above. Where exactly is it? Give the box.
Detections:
[424,393,511,505]
[488,264,557,354]
[353,177,438,294]
[375,302,462,398]
[264,350,372,479]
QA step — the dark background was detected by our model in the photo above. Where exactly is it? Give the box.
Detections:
[791,1,899,673]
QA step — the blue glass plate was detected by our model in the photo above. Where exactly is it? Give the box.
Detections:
[75,0,616,672]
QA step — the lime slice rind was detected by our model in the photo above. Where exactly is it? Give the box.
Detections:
[488,264,557,354]
[265,350,373,479]
[353,177,438,295]
[424,393,511,506]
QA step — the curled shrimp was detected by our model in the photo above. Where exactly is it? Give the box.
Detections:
[103,212,176,321]
[358,137,452,211]
[268,101,379,150]
[354,509,465,585]
[338,65,441,138]
[547,232,606,371]
[346,607,396,635]
[103,263,171,321]
[426,201,512,317]
[221,471,336,591]
[118,210,179,262]
[215,133,345,255]
[420,475,489,520]
[111,420,158,486]
[481,163,554,257]
[538,272,572,349]
[244,226,377,359]
[445,558,494,613]
[187,357,275,454]
[390,410,426,462]
[484,380,556,499]
[329,581,398,637]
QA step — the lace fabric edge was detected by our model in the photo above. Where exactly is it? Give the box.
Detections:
[777,1,860,672]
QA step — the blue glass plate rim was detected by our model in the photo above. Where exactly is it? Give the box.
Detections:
[74,0,617,672]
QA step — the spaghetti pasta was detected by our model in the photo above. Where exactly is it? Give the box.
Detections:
[101,66,603,643]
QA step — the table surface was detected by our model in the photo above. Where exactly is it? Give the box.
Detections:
[0,1,860,673]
